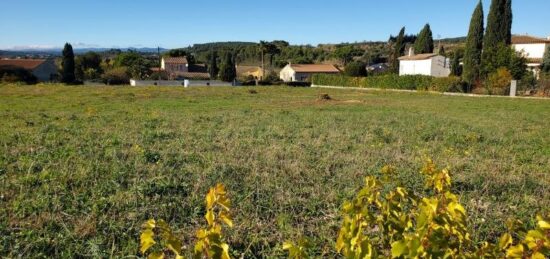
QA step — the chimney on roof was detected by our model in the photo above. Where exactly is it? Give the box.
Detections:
[408,47,415,57]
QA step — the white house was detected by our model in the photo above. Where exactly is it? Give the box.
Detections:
[280,63,340,82]
[512,35,550,77]
[398,49,450,77]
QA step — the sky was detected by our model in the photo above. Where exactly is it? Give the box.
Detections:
[1,0,549,50]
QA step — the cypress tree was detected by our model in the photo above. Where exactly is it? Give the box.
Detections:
[219,53,236,82]
[541,45,550,74]
[484,0,506,48]
[438,45,446,56]
[61,43,75,83]
[462,1,484,86]
[451,53,462,76]
[482,0,512,76]
[414,24,434,54]
[504,0,513,44]
[390,27,406,73]
[208,50,219,80]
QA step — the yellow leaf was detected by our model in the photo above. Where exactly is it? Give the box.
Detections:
[221,243,230,259]
[206,189,216,209]
[148,251,165,259]
[532,252,546,259]
[140,229,156,254]
[205,210,215,226]
[219,211,233,227]
[506,244,524,258]
[391,240,407,258]
[537,217,550,230]
[283,241,294,250]
[142,219,156,230]
[498,233,513,250]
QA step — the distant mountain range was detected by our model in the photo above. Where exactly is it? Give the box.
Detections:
[0,47,168,56]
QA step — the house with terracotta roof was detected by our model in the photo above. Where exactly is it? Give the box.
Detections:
[512,35,550,77]
[398,48,450,77]
[160,57,210,80]
[279,63,340,82]
[0,59,58,82]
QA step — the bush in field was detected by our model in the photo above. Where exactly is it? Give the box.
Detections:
[102,67,130,85]
[312,74,462,93]
[486,67,512,95]
[344,62,368,77]
[140,161,550,259]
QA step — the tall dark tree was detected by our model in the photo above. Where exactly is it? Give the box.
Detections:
[414,24,434,54]
[390,27,406,73]
[208,50,219,80]
[463,1,484,86]
[484,0,506,48]
[61,43,76,83]
[542,45,550,74]
[504,0,513,44]
[482,0,513,76]
[450,53,462,76]
[438,45,446,56]
[219,52,236,82]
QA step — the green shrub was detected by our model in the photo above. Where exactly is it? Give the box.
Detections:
[102,67,130,85]
[486,67,512,95]
[312,74,462,92]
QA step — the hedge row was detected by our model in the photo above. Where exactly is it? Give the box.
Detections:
[312,74,463,92]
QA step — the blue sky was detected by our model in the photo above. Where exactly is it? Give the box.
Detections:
[1,0,549,49]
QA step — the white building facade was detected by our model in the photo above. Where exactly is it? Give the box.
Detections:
[398,52,450,78]
[280,64,340,82]
[512,35,550,78]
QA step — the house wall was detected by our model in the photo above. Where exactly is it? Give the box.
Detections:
[399,57,450,77]
[514,43,547,59]
[161,59,188,73]
[279,65,296,82]
[430,56,451,77]
[32,60,58,82]
[399,59,432,76]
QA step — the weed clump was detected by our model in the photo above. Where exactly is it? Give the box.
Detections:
[317,93,332,101]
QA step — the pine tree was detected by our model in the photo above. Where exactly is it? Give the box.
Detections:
[219,52,236,82]
[414,24,434,54]
[462,1,484,86]
[61,43,75,83]
[390,27,406,73]
[208,50,219,80]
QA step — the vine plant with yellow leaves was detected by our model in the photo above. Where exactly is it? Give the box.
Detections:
[140,161,549,259]
[140,184,233,259]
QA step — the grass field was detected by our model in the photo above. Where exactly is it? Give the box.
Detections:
[1,85,549,257]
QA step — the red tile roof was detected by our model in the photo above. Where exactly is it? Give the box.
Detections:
[163,57,188,64]
[289,64,340,73]
[0,59,47,70]
[512,35,550,44]
[398,53,439,61]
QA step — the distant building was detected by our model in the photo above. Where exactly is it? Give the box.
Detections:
[160,57,210,80]
[398,48,450,77]
[0,59,58,82]
[512,35,550,78]
[236,65,264,80]
[366,63,390,74]
[279,63,340,82]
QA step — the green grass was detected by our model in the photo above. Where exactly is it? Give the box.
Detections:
[1,84,549,258]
